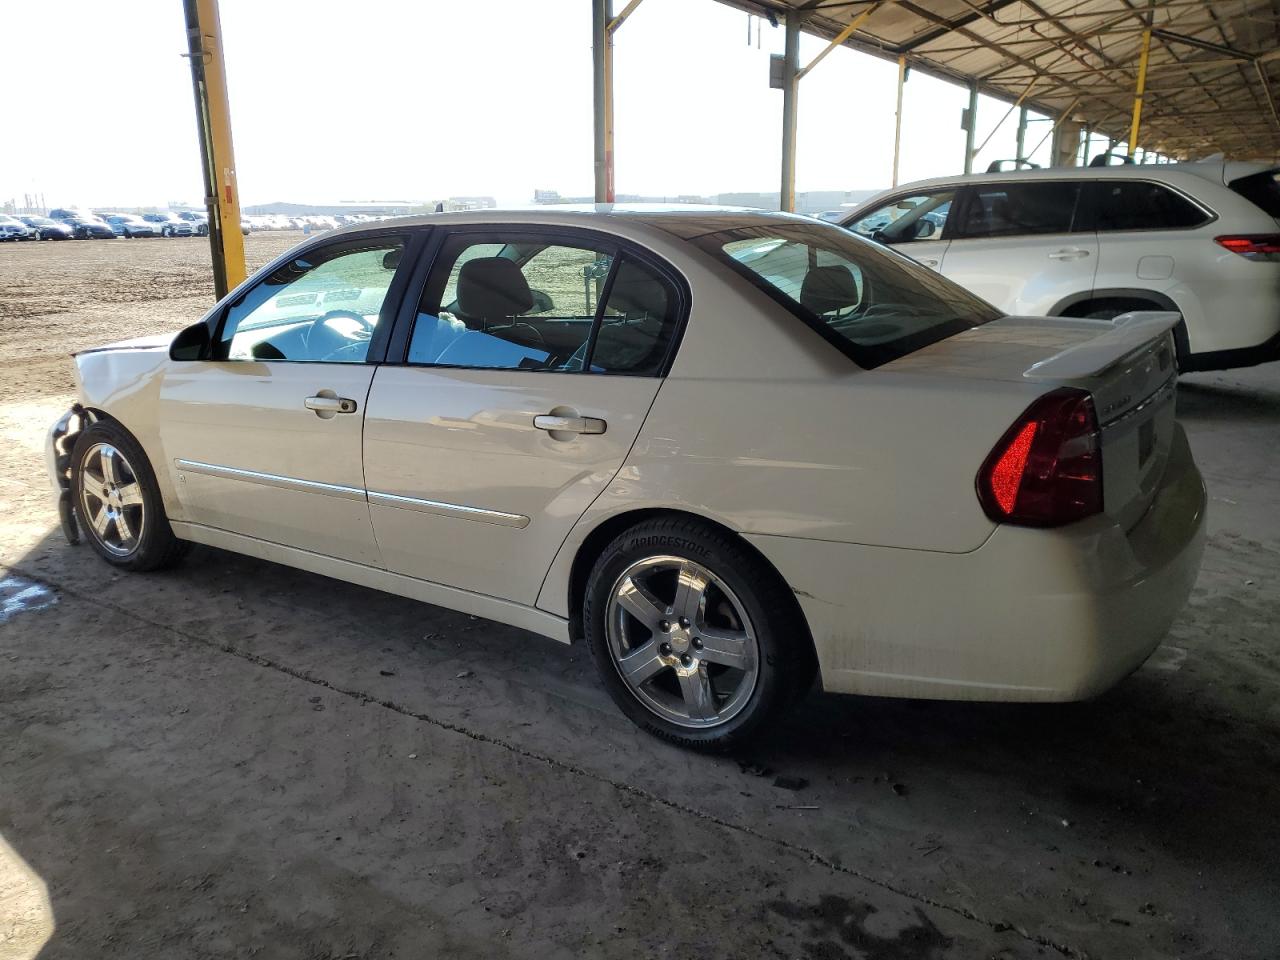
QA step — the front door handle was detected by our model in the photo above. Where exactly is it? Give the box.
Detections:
[304,395,358,416]
[534,414,607,436]
[917,257,940,269]
[1048,248,1091,261]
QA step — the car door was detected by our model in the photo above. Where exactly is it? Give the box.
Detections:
[158,231,417,565]
[940,180,1097,315]
[361,227,684,605]
[844,189,956,272]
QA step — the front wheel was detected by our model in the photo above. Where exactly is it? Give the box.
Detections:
[583,517,813,750]
[70,419,189,572]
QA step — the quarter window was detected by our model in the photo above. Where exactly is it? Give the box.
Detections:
[217,238,405,363]
[847,191,954,244]
[1093,181,1210,230]
[955,182,1082,238]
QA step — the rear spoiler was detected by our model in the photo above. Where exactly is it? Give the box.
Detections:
[1023,311,1180,381]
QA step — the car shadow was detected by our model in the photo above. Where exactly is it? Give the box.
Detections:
[1177,375,1280,424]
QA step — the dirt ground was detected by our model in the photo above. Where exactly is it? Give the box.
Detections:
[1,235,1278,959]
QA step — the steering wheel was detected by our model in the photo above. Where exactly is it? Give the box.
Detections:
[318,309,375,338]
[305,309,376,359]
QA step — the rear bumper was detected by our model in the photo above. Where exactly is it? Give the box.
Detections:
[748,423,1207,702]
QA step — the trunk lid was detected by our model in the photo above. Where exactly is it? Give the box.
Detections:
[888,312,1179,531]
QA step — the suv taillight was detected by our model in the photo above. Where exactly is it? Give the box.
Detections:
[1215,234,1280,262]
[977,388,1102,527]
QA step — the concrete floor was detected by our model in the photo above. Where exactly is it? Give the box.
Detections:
[1,239,1278,958]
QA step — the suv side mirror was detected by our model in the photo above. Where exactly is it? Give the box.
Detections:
[913,219,937,239]
[170,322,212,361]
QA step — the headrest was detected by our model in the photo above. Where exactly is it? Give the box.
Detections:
[382,248,402,270]
[800,265,861,316]
[456,257,533,320]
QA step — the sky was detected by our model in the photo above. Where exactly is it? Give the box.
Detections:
[0,0,1057,210]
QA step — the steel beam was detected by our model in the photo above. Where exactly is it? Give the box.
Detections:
[891,55,906,186]
[780,10,801,212]
[964,78,978,173]
[592,0,614,203]
[183,0,246,300]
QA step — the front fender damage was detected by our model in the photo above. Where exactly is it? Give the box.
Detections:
[47,405,96,545]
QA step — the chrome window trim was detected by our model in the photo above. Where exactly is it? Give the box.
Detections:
[366,491,530,528]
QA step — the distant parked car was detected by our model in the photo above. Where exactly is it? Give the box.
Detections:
[176,211,209,236]
[104,214,159,238]
[142,212,194,237]
[0,214,34,241]
[17,215,75,240]
[843,159,1280,372]
[55,213,116,239]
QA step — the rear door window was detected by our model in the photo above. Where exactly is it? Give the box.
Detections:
[954,181,1082,238]
[1091,180,1210,231]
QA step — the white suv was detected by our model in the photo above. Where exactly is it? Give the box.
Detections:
[842,161,1280,371]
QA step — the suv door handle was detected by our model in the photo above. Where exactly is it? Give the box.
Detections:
[534,414,607,436]
[917,257,940,268]
[1048,248,1090,260]
[304,395,358,415]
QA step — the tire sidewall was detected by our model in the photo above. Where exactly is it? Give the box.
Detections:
[584,521,791,749]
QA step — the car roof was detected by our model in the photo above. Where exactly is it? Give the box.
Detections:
[323,203,819,243]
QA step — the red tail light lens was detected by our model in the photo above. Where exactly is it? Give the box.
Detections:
[1215,234,1280,262]
[977,388,1102,527]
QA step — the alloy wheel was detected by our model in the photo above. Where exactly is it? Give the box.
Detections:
[78,442,146,557]
[605,555,759,728]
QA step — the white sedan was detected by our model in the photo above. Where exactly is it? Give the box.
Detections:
[47,207,1206,749]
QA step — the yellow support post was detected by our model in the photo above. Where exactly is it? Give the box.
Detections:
[1128,14,1154,156]
[183,0,246,300]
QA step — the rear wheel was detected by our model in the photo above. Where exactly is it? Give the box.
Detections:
[71,419,188,572]
[584,517,812,750]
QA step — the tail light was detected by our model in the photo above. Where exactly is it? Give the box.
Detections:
[1215,235,1280,262]
[977,388,1102,527]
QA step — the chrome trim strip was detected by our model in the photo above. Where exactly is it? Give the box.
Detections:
[367,490,530,529]
[174,459,367,502]
[1099,374,1177,431]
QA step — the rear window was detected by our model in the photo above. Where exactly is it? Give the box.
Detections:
[1094,181,1209,231]
[1229,169,1280,218]
[693,223,1000,369]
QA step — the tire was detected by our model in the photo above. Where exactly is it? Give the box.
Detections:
[70,418,189,572]
[583,516,813,751]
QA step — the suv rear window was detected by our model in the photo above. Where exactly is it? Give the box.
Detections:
[1229,169,1280,218]
[693,223,1000,369]
[1094,181,1209,230]
[954,182,1082,238]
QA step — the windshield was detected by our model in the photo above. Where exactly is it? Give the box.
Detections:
[692,222,1001,369]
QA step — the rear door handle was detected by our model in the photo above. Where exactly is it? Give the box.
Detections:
[1048,248,1090,261]
[534,414,607,435]
[304,395,358,415]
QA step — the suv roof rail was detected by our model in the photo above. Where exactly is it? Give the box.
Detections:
[985,159,1042,173]
[1088,152,1136,167]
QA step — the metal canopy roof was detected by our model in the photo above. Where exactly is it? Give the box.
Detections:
[716,0,1280,160]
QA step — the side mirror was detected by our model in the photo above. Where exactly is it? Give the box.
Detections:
[170,322,212,361]
[913,219,937,239]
